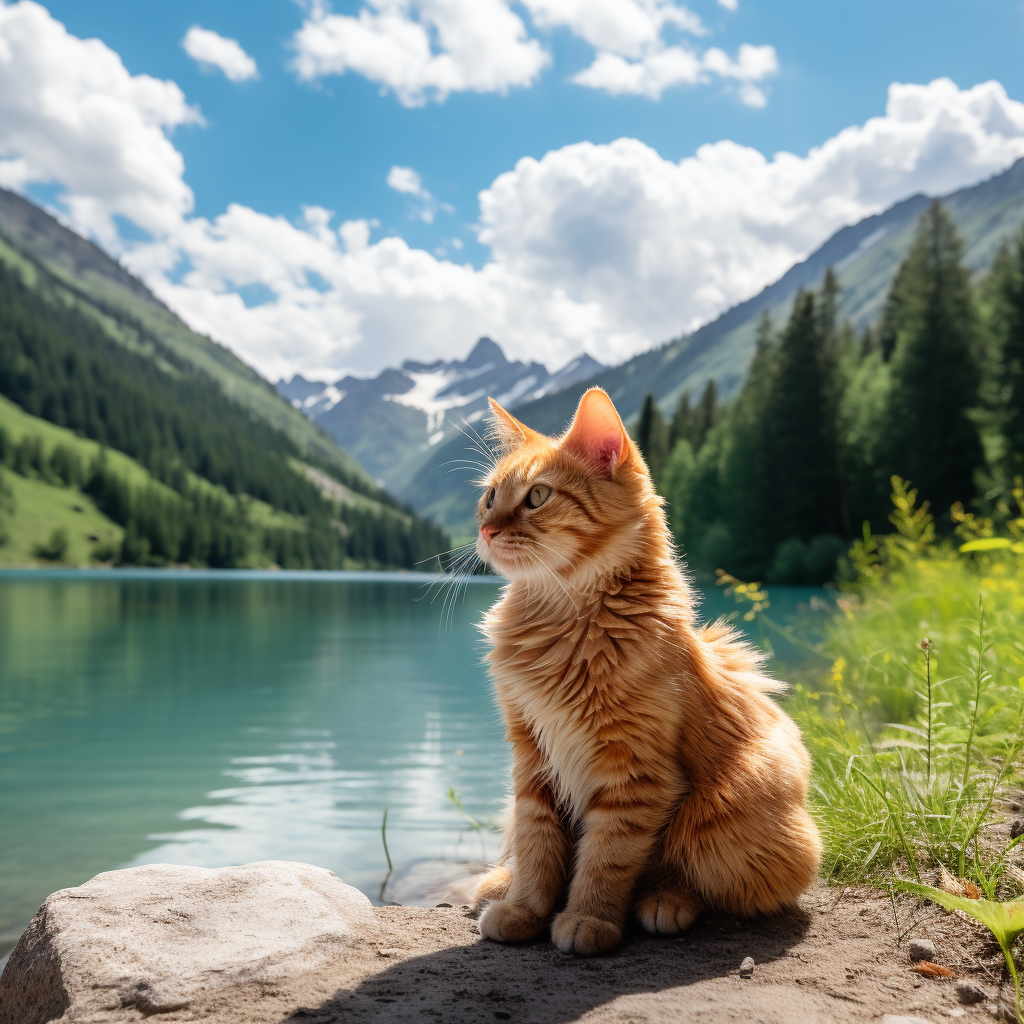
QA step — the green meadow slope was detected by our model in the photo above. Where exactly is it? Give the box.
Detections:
[0,189,448,569]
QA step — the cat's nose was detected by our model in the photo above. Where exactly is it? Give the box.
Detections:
[480,525,499,544]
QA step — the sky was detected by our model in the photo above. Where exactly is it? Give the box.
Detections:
[3,1,1024,383]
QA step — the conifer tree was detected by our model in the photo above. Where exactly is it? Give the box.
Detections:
[669,392,692,450]
[881,200,983,517]
[764,289,842,542]
[692,380,718,452]
[996,226,1024,475]
[635,393,668,483]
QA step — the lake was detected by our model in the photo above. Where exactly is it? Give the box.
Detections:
[0,571,831,956]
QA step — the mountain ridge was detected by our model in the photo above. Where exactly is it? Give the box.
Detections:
[404,157,1024,533]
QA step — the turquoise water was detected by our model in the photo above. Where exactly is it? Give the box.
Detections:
[0,571,831,955]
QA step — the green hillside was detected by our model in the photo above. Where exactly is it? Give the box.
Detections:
[0,190,448,570]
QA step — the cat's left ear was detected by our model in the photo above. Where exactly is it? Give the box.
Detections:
[561,388,631,479]
[488,398,541,452]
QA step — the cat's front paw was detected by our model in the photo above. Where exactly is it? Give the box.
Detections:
[478,900,546,943]
[551,911,622,956]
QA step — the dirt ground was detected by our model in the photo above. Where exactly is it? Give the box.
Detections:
[173,883,1014,1024]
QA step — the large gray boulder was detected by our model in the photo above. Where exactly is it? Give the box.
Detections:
[0,860,376,1024]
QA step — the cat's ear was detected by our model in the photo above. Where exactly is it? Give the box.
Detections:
[488,398,540,452]
[562,388,630,478]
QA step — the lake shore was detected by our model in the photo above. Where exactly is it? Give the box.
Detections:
[1,863,1004,1024]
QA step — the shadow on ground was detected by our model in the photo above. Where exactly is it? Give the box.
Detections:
[278,906,812,1024]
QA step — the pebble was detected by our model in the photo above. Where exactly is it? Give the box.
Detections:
[954,978,987,1005]
[376,948,405,958]
[908,937,936,961]
[881,1015,937,1024]
[434,903,453,908]
[739,956,754,978]
[946,1010,966,1018]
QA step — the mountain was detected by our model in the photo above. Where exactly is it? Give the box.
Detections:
[407,157,1024,535]
[275,338,604,491]
[0,187,448,569]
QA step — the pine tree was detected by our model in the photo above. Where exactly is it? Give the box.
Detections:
[996,226,1024,476]
[881,200,984,517]
[764,289,842,543]
[692,379,718,451]
[635,393,669,483]
[669,392,692,450]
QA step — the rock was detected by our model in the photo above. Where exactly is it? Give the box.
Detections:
[0,860,375,1024]
[881,1016,936,1024]
[955,977,988,1005]
[739,956,754,978]
[908,937,937,960]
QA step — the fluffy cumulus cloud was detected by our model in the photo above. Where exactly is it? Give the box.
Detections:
[5,4,1024,380]
[519,0,775,104]
[141,77,1024,378]
[0,0,200,248]
[182,26,259,83]
[291,0,772,107]
[290,0,548,106]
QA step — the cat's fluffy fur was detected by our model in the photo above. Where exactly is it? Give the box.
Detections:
[471,387,820,956]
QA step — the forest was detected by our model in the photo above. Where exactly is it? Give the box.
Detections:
[634,200,1024,584]
[0,258,448,570]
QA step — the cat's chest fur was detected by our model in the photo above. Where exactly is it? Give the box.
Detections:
[485,582,681,814]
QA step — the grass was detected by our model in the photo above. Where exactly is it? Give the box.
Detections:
[729,477,1024,1017]
[0,472,122,566]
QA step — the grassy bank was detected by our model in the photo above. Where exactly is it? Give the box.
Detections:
[747,479,1024,897]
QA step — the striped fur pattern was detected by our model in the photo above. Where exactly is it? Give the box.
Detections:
[471,388,821,956]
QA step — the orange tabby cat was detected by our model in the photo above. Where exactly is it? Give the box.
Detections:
[470,387,820,956]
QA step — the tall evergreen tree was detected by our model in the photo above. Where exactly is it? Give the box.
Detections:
[996,226,1024,476]
[635,393,668,482]
[669,392,692,450]
[880,200,984,517]
[692,379,718,452]
[764,289,842,543]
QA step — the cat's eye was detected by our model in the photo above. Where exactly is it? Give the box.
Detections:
[525,485,551,509]
[485,487,496,509]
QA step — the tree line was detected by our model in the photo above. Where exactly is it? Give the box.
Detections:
[0,428,447,569]
[634,200,1024,583]
[0,256,448,569]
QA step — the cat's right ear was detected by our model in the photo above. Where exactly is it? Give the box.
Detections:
[561,388,630,479]
[488,398,540,452]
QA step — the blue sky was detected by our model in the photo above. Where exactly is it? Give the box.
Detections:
[4,1,1024,380]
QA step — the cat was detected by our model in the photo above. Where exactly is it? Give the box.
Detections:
[469,387,821,956]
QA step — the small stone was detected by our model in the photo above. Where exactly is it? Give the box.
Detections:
[1011,819,1024,839]
[908,937,936,961]
[434,902,453,908]
[376,948,404,958]
[739,956,754,978]
[881,1016,937,1024]
[946,1010,966,1019]
[955,978,987,1005]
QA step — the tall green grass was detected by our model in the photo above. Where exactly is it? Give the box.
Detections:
[735,478,1024,893]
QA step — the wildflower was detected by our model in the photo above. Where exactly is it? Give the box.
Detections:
[919,637,932,652]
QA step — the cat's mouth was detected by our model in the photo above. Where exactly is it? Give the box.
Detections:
[476,531,532,574]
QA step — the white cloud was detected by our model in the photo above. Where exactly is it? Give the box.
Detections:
[386,164,448,223]
[0,0,200,248]
[182,26,258,83]
[717,0,738,10]
[521,0,706,59]
[387,165,424,195]
[291,0,774,107]
[290,0,548,107]
[3,5,1024,384]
